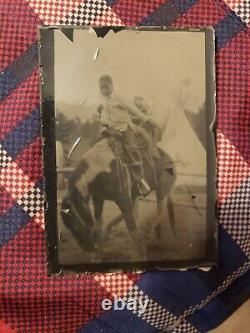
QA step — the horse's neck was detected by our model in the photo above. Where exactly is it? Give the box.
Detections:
[84,138,113,161]
[77,139,115,186]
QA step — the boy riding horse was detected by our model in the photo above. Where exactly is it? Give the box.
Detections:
[97,75,152,197]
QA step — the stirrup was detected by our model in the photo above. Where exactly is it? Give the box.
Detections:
[137,179,151,197]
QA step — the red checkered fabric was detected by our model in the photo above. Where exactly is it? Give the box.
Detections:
[111,0,167,25]
[0,0,41,70]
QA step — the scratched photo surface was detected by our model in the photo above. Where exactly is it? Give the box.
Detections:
[44,27,216,270]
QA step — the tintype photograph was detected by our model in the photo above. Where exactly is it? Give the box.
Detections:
[40,27,217,273]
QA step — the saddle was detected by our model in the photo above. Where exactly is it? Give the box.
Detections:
[102,128,133,165]
[103,127,156,195]
[106,130,152,164]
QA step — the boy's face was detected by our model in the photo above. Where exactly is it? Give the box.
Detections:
[99,80,113,97]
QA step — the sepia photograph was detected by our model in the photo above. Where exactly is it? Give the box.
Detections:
[40,27,217,273]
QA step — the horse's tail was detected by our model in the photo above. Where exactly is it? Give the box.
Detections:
[61,182,96,253]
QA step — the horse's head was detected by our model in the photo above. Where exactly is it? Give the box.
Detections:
[61,188,96,252]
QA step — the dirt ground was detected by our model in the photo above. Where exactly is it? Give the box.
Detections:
[57,184,206,266]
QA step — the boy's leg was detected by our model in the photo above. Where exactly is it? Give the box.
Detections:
[122,128,150,196]
[122,128,142,176]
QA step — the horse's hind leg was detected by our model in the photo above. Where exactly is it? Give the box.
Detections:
[92,196,104,257]
[154,196,167,241]
[167,196,176,236]
[155,189,176,242]
[104,197,138,236]
[104,214,123,238]
[133,197,139,219]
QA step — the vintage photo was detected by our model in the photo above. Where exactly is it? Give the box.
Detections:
[40,27,217,273]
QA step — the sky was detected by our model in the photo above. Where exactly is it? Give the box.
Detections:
[55,29,205,119]
[54,29,207,185]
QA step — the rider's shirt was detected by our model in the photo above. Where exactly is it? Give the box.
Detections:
[100,94,147,132]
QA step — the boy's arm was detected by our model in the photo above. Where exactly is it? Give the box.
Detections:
[119,96,148,121]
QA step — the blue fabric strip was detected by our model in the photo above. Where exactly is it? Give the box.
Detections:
[0,204,31,246]
[136,226,247,314]
[78,308,157,333]
[77,224,248,332]
[140,0,181,26]
[140,0,197,25]
[173,0,198,14]
[215,11,246,50]
[189,269,250,332]
[1,107,41,159]
[0,42,38,101]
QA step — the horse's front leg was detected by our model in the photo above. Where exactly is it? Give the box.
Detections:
[154,195,168,241]
[103,196,139,237]
[92,196,104,258]
[133,197,139,219]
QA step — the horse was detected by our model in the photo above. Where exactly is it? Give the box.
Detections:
[61,137,176,258]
